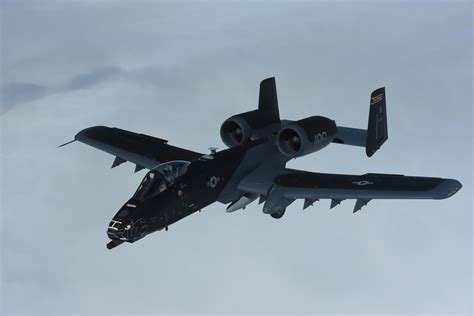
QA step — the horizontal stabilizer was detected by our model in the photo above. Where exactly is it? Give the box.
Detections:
[366,87,388,157]
[333,127,367,147]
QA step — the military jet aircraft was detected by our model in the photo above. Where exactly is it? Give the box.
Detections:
[62,77,462,249]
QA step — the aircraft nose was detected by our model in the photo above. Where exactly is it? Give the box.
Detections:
[107,218,125,240]
[107,217,150,241]
[107,204,134,239]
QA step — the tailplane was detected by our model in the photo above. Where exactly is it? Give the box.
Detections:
[332,87,388,157]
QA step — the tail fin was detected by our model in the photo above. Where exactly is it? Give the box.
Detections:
[366,87,388,157]
[258,77,280,123]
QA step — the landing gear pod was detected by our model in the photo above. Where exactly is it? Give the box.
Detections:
[270,208,286,219]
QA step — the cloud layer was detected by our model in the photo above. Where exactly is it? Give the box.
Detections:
[1,1,472,315]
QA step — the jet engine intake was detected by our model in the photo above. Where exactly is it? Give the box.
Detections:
[276,116,337,157]
[220,110,280,147]
[220,116,251,147]
[277,127,304,156]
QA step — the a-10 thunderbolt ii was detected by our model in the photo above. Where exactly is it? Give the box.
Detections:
[62,77,462,249]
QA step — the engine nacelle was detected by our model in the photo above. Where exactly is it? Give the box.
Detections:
[276,116,337,157]
[220,110,278,147]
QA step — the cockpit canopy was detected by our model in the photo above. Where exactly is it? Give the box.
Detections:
[133,160,191,201]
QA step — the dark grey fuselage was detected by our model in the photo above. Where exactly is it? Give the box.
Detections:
[107,138,274,244]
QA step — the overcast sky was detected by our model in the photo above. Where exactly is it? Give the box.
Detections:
[1,1,472,315]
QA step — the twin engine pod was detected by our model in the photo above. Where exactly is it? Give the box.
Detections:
[220,110,280,147]
[220,115,252,147]
[220,112,337,159]
[276,116,337,157]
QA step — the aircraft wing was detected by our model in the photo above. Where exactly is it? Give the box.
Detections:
[73,126,203,170]
[237,168,462,213]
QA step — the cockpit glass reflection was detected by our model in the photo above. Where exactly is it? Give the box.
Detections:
[133,160,191,201]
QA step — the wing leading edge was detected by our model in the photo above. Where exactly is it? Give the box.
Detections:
[238,168,462,213]
[74,126,203,170]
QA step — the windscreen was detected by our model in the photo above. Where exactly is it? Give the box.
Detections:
[133,161,191,201]
[154,160,191,184]
[134,171,158,200]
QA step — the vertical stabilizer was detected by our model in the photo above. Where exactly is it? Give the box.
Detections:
[366,87,388,157]
[258,77,280,123]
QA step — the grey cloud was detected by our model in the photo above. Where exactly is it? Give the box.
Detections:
[1,82,47,114]
[1,66,124,114]
[0,65,197,115]
[1,1,472,315]
[64,66,123,90]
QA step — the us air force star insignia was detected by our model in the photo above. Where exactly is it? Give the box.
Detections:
[352,180,374,186]
[207,176,220,188]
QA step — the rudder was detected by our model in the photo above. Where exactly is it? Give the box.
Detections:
[366,87,388,157]
[258,77,280,123]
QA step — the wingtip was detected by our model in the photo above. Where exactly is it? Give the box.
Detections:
[430,178,462,200]
[441,179,462,199]
[74,126,109,141]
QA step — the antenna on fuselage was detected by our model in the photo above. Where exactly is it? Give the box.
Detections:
[200,147,218,160]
